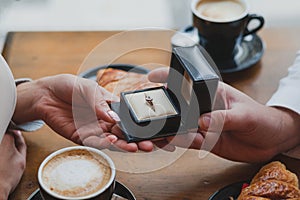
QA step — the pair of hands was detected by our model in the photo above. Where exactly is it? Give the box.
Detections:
[12,72,300,162]
[3,69,300,199]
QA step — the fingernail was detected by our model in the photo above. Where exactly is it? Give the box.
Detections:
[108,110,120,122]
[15,130,22,136]
[107,135,118,143]
[202,115,211,128]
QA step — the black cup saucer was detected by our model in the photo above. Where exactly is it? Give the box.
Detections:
[208,180,250,200]
[218,34,265,74]
[174,26,265,74]
[27,181,136,200]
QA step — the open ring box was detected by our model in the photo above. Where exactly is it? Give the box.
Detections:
[111,45,219,142]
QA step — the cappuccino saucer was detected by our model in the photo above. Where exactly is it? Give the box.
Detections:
[27,181,136,200]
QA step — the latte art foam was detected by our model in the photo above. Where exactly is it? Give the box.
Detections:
[41,149,111,197]
[196,0,246,21]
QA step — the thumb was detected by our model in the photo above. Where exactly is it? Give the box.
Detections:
[95,87,120,123]
[12,130,27,156]
[200,109,249,133]
[199,111,226,133]
[148,67,169,83]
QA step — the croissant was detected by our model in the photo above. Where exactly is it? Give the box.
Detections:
[96,68,162,97]
[238,161,300,200]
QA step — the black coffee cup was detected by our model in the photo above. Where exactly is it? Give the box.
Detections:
[191,0,264,71]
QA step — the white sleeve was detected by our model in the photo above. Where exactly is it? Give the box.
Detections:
[0,56,44,137]
[266,51,300,159]
[0,55,16,143]
[266,50,300,114]
[8,78,45,132]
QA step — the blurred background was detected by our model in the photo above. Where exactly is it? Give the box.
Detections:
[1,0,300,52]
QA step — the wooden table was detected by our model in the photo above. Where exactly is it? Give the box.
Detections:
[3,28,300,200]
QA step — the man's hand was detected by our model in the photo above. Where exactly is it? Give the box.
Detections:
[148,68,300,163]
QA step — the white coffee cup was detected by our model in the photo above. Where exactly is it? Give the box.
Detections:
[38,146,116,200]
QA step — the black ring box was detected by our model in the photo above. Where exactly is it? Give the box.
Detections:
[111,45,219,142]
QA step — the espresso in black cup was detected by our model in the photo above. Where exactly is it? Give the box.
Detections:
[191,0,264,71]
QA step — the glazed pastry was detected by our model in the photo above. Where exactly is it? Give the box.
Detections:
[238,179,300,199]
[96,68,162,97]
[237,161,300,200]
[251,161,298,187]
[237,197,269,200]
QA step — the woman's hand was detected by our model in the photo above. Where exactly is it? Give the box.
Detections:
[0,131,26,199]
[13,74,153,152]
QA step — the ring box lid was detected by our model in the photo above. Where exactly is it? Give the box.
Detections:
[167,45,219,130]
[170,45,219,83]
[112,45,219,142]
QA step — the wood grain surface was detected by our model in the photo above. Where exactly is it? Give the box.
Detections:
[2,28,300,200]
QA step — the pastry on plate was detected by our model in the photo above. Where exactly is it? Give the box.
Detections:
[238,161,300,199]
[96,68,162,97]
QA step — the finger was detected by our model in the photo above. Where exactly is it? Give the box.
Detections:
[199,111,225,132]
[137,141,154,152]
[100,87,119,103]
[95,98,116,123]
[213,81,243,111]
[166,133,204,150]
[71,122,112,144]
[107,111,120,122]
[82,135,116,149]
[98,120,114,133]
[199,108,252,133]
[110,124,125,139]
[95,88,120,123]
[153,139,176,152]
[111,125,155,152]
[12,130,27,156]
[1,132,14,148]
[148,68,169,83]
[99,132,118,144]
[200,82,257,132]
[78,78,117,123]
[110,140,138,152]
[106,134,118,143]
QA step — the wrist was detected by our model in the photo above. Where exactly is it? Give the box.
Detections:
[12,80,43,124]
[0,182,10,200]
[271,106,300,153]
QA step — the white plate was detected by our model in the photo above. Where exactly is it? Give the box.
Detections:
[0,55,16,142]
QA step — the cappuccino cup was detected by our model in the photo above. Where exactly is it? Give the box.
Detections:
[38,146,116,200]
[191,0,264,71]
